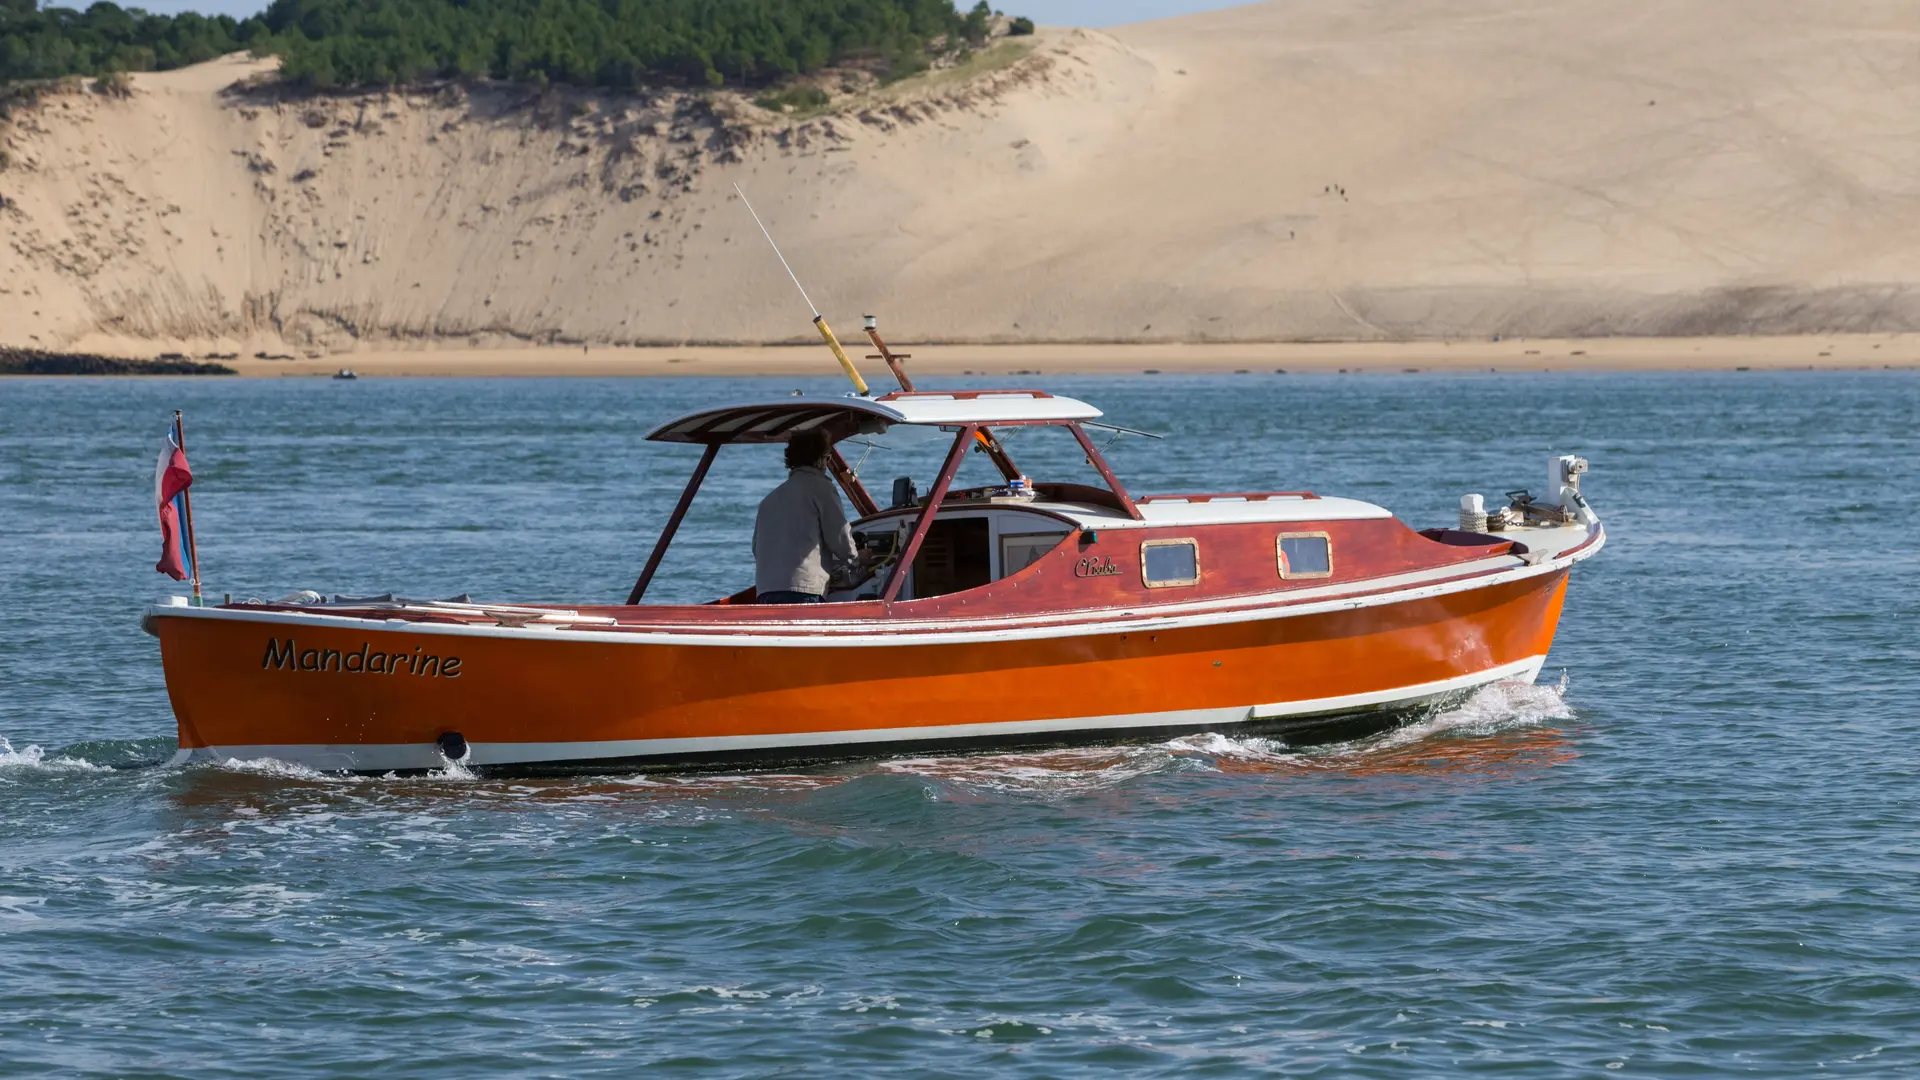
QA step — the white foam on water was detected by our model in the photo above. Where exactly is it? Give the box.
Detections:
[881,743,1189,799]
[205,882,322,919]
[692,985,771,1000]
[612,772,851,797]
[0,895,48,921]
[199,750,479,785]
[0,738,111,775]
[427,754,477,781]
[1161,731,1297,763]
[1362,672,1574,751]
[1172,673,1577,766]
[211,756,343,782]
[950,1016,1055,1039]
[883,674,1578,791]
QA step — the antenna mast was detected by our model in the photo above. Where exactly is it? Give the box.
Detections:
[734,184,870,396]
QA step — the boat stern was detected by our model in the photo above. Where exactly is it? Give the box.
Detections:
[145,599,485,772]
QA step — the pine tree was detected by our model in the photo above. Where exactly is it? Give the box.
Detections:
[3,0,979,90]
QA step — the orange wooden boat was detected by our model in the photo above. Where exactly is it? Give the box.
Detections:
[147,370,1604,773]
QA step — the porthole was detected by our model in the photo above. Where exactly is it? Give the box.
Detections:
[1277,532,1333,579]
[1141,538,1200,588]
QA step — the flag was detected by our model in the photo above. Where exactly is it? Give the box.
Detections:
[154,419,195,582]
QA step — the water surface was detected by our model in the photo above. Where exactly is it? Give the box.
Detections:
[2,371,1917,1076]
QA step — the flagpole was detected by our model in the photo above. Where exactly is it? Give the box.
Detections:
[175,409,203,607]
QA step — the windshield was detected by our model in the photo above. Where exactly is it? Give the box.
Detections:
[840,423,1122,509]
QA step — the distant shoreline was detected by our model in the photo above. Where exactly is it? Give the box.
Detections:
[166,334,1920,377]
[0,348,235,376]
[13,334,1917,378]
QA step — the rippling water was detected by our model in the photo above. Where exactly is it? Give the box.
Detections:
[3,371,1917,1076]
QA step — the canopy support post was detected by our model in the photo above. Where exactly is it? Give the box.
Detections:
[974,429,1022,482]
[626,441,721,605]
[882,424,976,605]
[1070,422,1143,520]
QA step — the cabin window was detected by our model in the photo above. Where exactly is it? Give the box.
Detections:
[912,518,992,599]
[1001,533,1064,578]
[1277,533,1333,579]
[1141,539,1200,588]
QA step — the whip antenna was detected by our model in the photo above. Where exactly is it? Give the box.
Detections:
[733,183,869,396]
[735,183,816,318]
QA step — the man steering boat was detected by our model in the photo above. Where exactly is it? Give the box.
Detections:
[752,430,863,604]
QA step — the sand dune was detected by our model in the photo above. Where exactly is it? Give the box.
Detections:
[3,0,1919,355]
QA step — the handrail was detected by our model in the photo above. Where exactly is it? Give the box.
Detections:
[874,389,1056,401]
[1137,492,1321,503]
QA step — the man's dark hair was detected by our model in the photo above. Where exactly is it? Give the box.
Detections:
[785,429,831,470]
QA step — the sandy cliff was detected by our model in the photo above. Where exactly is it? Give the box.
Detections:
[3,0,1919,353]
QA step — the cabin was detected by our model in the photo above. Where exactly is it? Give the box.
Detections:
[629,390,1505,616]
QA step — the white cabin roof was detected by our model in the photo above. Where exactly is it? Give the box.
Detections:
[647,391,1102,444]
[1046,495,1393,529]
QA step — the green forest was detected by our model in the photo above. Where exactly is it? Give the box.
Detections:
[0,0,261,83]
[0,0,1024,90]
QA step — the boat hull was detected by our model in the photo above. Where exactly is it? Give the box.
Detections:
[157,568,1572,773]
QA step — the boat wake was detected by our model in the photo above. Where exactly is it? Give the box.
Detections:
[208,753,481,783]
[207,755,350,782]
[1364,671,1575,749]
[880,674,1577,797]
[1190,671,1576,765]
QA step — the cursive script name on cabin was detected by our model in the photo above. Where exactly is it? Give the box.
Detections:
[263,639,463,678]
[1074,555,1121,578]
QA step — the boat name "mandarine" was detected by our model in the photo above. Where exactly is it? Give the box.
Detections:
[262,639,464,678]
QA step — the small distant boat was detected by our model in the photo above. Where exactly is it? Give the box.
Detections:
[332,368,357,380]
[145,317,1604,773]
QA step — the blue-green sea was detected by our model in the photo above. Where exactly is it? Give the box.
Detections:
[2,371,1917,1076]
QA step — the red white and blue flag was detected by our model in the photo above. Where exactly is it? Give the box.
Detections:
[154,418,195,582]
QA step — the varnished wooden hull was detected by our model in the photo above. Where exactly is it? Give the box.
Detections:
[157,564,1574,773]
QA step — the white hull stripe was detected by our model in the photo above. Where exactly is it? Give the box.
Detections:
[150,525,1602,650]
[169,656,1548,772]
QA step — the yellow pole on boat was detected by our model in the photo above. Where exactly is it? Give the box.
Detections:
[734,183,870,397]
[813,315,869,396]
